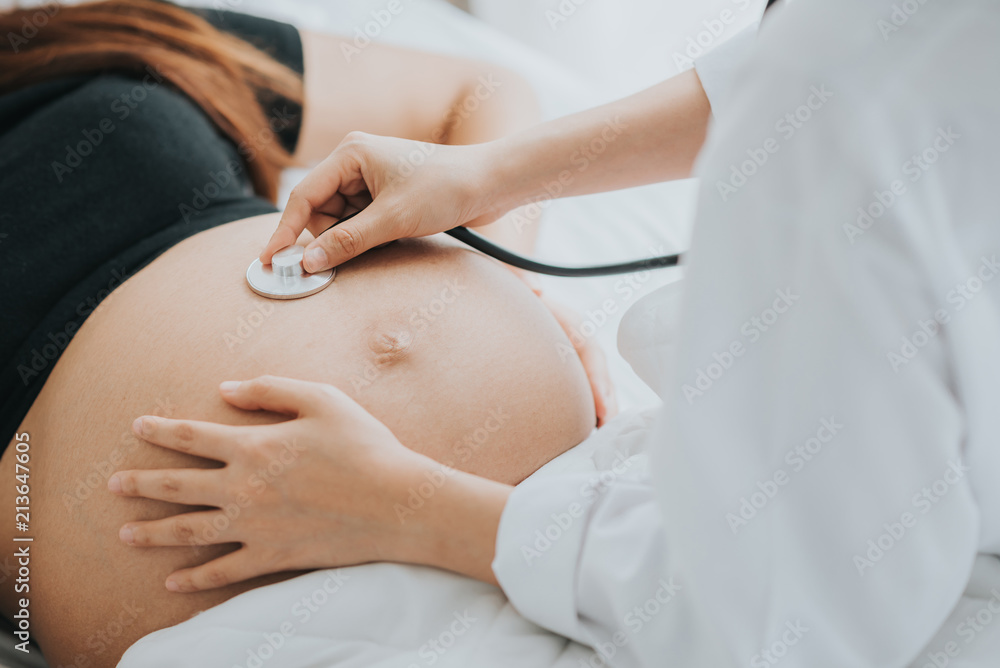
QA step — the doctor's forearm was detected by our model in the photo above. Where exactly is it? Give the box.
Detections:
[481,69,711,216]
[397,466,513,586]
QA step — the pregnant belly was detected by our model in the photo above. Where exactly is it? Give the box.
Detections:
[1,213,593,667]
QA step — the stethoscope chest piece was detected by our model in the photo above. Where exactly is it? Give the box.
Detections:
[246,245,335,300]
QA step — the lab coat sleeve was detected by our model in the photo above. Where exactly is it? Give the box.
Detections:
[492,427,731,667]
[693,22,760,119]
[492,472,658,643]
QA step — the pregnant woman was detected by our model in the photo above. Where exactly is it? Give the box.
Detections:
[0,2,599,666]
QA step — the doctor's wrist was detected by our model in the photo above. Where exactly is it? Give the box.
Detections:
[473,137,540,222]
[393,464,513,586]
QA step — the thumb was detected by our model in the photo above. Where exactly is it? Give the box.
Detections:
[303,200,402,272]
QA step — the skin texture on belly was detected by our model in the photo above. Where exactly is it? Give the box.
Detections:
[0,213,593,667]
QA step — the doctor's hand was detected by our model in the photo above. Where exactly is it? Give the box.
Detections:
[262,132,504,272]
[108,376,513,592]
[109,376,508,592]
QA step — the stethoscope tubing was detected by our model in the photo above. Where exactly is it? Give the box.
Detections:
[324,210,681,277]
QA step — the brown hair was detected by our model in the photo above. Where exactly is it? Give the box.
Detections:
[0,0,304,201]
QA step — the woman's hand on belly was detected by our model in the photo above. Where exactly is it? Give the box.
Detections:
[110,375,512,592]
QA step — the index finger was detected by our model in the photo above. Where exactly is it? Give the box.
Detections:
[131,415,236,462]
[260,153,357,264]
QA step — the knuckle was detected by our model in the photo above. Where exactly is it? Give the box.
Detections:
[251,376,276,399]
[138,415,162,437]
[202,568,229,588]
[287,185,306,204]
[130,526,150,547]
[171,577,192,593]
[342,130,368,147]
[328,226,363,259]
[171,518,195,544]
[174,421,195,441]
[233,432,261,456]
[159,474,181,496]
[118,473,138,495]
[172,422,195,451]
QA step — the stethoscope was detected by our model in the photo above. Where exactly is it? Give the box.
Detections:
[247,0,783,299]
[246,210,682,299]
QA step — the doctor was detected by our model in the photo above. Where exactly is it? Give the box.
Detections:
[112,0,1000,666]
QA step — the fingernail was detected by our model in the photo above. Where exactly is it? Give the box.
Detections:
[131,417,145,436]
[108,475,122,494]
[304,247,327,272]
[119,525,134,545]
[165,579,180,592]
[219,381,241,393]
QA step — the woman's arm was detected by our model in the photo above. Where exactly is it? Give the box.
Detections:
[293,31,540,167]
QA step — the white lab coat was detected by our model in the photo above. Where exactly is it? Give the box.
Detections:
[492,1,1000,666]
